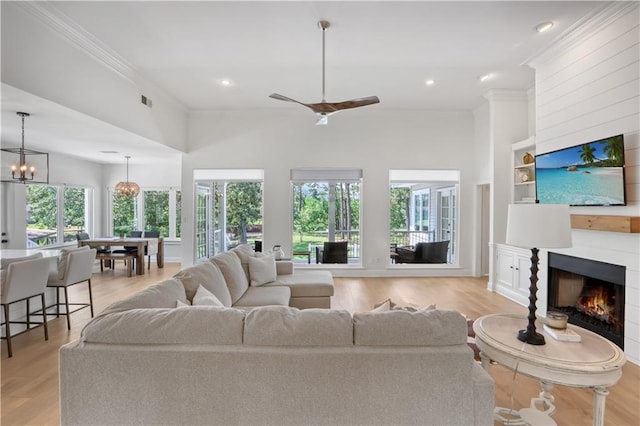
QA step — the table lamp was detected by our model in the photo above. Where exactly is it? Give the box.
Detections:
[506,204,572,345]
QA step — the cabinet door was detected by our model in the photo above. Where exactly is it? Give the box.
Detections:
[515,254,532,294]
[497,250,515,287]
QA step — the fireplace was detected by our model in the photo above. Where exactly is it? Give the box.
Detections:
[547,253,625,349]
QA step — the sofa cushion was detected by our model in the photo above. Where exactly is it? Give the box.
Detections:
[270,270,334,297]
[244,306,353,346]
[353,309,467,346]
[248,254,277,286]
[193,285,224,307]
[80,307,245,345]
[211,251,249,304]
[174,261,232,307]
[102,278,187,314]
[233,286,290,307]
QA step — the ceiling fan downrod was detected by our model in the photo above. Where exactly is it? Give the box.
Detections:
[319,20,330,103]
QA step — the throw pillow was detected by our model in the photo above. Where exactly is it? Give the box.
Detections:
[176,299,191,308]
[248,254,277,287]
[371,299,392,312]
[192,285,224,307]
[371,299,436,313]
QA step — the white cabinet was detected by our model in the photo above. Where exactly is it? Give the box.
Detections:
[495,244,532,306]
[512,136,536,204]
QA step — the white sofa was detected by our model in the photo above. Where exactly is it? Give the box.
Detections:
[59,246,495,425]
[176,244,335,309]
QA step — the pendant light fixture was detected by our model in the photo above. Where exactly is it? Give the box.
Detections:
[1,112,49,184]
[114,156,140,197]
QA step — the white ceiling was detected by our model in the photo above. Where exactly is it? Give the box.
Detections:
[1,1,608,164]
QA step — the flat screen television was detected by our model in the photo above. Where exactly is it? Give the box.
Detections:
[535,134,625,206]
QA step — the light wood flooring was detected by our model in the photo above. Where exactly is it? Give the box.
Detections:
[1,264,638,425]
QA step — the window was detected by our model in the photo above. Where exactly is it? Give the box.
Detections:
[112,193,138,236]
[291,168,362,264]
[144,190,169,237]
[111,188,182,239]
[389,170,459,264]
[26,184,91,247]
[194,169,263,261]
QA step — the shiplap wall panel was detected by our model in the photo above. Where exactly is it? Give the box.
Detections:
[529,3,639,363]
[537,28,639,103]
[535,6,639,84]
[537,98,639,143]
[538,63,639,122]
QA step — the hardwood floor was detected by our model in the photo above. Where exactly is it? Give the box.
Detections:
[1,265,638,425]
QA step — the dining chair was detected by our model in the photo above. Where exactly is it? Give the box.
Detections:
[112,230,142,269]
[142,231,160,269]
[77,231,112,271]
[46,246,97,330]
[1,254,51,357]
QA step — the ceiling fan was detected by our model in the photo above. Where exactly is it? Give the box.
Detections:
[269,20,380,125]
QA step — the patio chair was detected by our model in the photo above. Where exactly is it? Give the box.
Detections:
[396,241,450,264]
[315,241,348,264]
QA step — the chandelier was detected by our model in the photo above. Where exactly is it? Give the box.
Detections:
[1,112,49,184]
[114,156,140,197]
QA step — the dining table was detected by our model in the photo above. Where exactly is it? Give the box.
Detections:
[77,237,164,275]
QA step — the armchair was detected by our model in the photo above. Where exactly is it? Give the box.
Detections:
[395,241,450,264]
[315,241,349,264]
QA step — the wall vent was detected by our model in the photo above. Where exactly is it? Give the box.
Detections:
[141,95,152,108]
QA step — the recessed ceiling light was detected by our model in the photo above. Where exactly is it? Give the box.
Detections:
[536,21,554,33]
[478,74,492,82]
[425,79,435,86]
[218,79,234,87]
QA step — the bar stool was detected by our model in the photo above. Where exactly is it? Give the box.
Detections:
[1,254,51,357]
[46,246,97,330]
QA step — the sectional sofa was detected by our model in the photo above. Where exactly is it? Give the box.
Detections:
[59,244,495,425]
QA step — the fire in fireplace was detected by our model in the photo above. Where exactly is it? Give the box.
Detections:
[547,253,625,349]
[576,282,620,326]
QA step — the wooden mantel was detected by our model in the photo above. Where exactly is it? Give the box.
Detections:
[571,214,640,233]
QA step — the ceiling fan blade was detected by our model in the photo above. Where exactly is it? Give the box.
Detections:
[269,93,303,103]
[306,96,380,114]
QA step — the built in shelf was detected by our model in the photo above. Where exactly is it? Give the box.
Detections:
[571,214,640,233]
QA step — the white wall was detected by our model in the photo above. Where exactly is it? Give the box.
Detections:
[181,109,476,276]
[1,1,188,152]
[528,3,640,363]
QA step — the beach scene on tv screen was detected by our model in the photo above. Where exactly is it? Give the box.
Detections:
[536,136,625,206]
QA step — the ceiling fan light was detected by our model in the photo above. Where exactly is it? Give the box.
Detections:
[316,114,328,126]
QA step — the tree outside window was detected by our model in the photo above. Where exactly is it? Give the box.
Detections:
[112,193,137,236]
[26,184,89,247]
[26,185,58,246]
[144,190,169,237]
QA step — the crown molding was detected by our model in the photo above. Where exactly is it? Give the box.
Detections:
[16,1,139,85]
[524,2,639,69]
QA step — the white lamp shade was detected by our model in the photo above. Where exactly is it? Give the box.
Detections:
[506,204,572,249]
